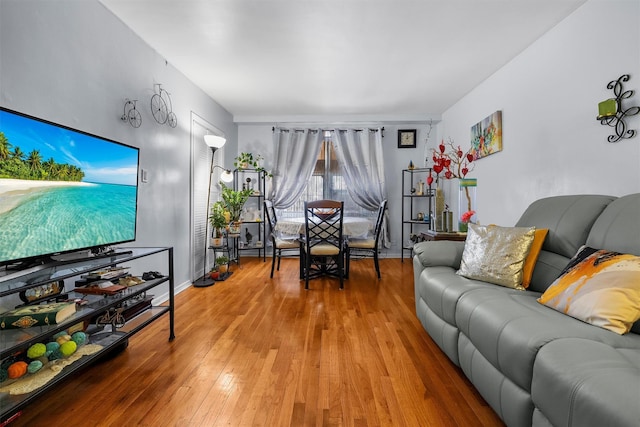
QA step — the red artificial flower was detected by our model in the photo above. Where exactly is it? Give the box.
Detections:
[461,210,476,223]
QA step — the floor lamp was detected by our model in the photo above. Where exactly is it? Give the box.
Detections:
[194,134,233,288]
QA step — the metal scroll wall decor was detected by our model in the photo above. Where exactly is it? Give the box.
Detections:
[597,74,639,143]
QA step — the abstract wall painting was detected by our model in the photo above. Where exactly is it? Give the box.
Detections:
[470,110,502,160]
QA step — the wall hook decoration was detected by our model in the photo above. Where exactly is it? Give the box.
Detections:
[597,74,639,143]
[121,99,142,128]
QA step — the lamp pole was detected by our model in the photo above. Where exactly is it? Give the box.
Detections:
[194,135,230,288]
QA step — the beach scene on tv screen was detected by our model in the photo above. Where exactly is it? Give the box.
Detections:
[0,109,139,263]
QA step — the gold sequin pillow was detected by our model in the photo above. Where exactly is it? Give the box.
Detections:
[456,224,536,289]
[538,247,640,334]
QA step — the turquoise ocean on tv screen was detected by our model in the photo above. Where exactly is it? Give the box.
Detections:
[0,183,137,262]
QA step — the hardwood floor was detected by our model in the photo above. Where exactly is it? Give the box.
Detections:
[11,257,504,427]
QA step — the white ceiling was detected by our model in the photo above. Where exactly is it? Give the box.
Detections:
[100,0,587,121]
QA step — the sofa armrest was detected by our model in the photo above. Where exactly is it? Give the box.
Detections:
[413,240,465,268]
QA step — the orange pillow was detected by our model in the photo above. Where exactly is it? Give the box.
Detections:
[522,228,548,288]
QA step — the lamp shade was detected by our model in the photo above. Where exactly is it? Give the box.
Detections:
[220,170,233,183]
[204,134,226,148]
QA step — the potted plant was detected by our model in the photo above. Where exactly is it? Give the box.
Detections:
[209,267,220,280]
[209,201,227,246]
[220,183,253,234]
[216,255,229,273]
[233,152,272,177]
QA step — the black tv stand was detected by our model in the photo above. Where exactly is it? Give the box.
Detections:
[0,247,175,424]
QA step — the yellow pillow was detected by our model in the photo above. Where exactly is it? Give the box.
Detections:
[521,228,548,288]
[538,247,640,334]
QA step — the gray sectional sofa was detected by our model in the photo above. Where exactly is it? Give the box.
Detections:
[412,193,640,427]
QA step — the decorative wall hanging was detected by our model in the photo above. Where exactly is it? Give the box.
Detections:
[398,129,417,148]
[120,99,142,128]
[150,84,177,127]
[597,74,639,143]
[470,110,502,160]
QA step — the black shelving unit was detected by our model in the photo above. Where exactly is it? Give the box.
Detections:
[0,247,175,423]
[401,168,433,262]
[233,168,266,262]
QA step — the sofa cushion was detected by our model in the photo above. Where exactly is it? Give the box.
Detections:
[457,224,535,289]
[522,228,548,289]
[515,194,616,292]
[586,193,640,256]
[454,286,640,392]
[532,338,640,427]
[416,266,488,326]
[515,194,615,258]
[539,246,640,334]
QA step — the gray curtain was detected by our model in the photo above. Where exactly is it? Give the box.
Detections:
[331,128,389,248]
[268,128,323,209]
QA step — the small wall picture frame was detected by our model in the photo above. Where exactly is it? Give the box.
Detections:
[398,129,417,148]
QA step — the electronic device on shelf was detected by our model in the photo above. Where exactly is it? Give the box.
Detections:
[0,106,140,268]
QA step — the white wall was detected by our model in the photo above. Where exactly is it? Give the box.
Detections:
[0,0,237,292]
[437,0,640,226]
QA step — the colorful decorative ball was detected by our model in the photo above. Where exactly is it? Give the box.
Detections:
[27,360,43,374]
[52,331,68,340]
[7,361,28,379]
[46,342,60,353]
[59,341,77,357]
[27,343,47,359]
[55,334,72,345]
[49,349,63,361]
[71,331,87,346]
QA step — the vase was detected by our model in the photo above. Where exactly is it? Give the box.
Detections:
[458,178,477,232]
[434,180,445,231]
[229,221,242,234]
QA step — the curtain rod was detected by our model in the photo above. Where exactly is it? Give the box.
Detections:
[272,126,385,134]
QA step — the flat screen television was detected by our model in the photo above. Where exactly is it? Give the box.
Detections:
[0,106,139,267]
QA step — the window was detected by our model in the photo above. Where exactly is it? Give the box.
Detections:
[280,132,372,219]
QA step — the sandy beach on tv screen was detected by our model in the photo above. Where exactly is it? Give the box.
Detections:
[0,179,94,215]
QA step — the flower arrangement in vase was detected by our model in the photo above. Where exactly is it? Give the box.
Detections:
[429,139,476,231]
[459,209,476,233]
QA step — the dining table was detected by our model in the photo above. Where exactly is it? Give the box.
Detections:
[274,216,373,238]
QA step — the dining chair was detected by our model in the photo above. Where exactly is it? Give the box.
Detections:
[301,200,345,290]
[264,200,300,278]
[345,199,387,279]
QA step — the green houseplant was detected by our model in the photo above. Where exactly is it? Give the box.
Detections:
[209,201,227,245]
[233,152,272,177]
[220,183,253,233]
[215,255,230,273]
